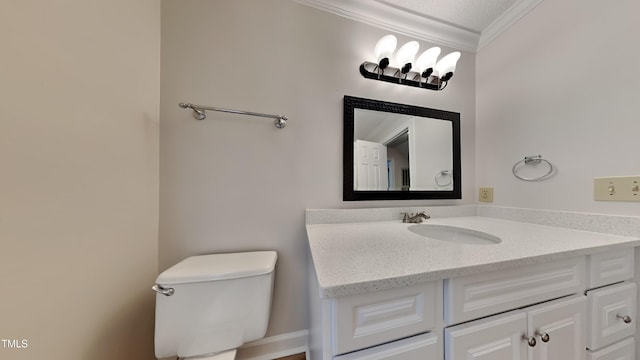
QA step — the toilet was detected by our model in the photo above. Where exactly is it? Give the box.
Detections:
[153,251,277,360]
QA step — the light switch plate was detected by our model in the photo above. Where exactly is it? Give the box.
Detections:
[594,176,640,201]
[479,187,494,202]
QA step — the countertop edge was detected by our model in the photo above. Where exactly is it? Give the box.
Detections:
[316,241,640,298]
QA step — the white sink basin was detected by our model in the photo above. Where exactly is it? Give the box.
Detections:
[407,224,501,245]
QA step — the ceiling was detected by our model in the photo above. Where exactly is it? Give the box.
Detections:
[378,0,519,33]
[293,0,544,52]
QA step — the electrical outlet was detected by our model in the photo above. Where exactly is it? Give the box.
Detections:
[479,187,494,202]
[594,176,640,201]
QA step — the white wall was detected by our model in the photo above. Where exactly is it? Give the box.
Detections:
[410,119,454,190]
[0,1,160,359]
[160,0,475,338]
[476,0,640,215]
[388,146,409,191]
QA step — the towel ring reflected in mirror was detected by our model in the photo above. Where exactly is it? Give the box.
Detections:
[435,170,453,187]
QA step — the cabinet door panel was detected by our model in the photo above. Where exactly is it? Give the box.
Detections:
[332,281,438,355]
[587,282,637,350]
[527,295,586,360]
[333,332,438,360]
[587,337,635,360]
[587,250,635,288]
[445,311,527,360]
[444,257,584,324]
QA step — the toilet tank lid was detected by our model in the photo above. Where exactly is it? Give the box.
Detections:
[156,251,277,285]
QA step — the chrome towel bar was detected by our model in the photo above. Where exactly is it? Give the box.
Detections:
[179,102,287,129]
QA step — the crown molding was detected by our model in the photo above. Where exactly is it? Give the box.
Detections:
[292,0,480,53]
[292,0,544,53]
[478,0,544,50]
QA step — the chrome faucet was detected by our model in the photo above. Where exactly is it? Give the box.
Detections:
[402,211,430,223]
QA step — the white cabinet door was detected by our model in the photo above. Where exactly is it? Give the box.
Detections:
[333,332,438,360]
[587,338,635,360]
[588,282,637,351]
[446,296,588,360]
[527,295,586,360]
[445,311,527,360]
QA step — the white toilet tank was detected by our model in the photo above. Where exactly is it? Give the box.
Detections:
[154,251,277,359]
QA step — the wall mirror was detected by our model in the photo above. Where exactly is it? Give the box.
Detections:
[343,96,461,201]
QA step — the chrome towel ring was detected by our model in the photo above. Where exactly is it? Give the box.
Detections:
[512,155,554,181]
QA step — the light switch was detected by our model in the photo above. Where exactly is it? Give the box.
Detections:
[594,176,640,201]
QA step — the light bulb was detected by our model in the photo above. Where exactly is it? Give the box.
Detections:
[415,47,441,78]
[433,51,461,81]
[395,41,419,74]
[373,35,397,70]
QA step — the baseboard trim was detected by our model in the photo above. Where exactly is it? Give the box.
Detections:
[236,330,309,360]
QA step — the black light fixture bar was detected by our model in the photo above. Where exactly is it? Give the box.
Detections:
[359,61,447,91]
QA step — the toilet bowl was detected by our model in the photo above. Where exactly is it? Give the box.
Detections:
[153,251,277,360]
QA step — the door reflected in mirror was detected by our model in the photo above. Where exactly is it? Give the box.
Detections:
[344,96,461,201]
[354,108,453,191]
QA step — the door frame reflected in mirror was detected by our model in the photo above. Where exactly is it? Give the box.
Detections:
[343,95,461,201]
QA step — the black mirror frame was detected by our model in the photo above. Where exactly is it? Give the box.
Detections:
[343,95,462,201]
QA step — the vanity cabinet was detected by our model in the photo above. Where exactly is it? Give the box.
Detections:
[445,295,586,360]
[309,245,638,360]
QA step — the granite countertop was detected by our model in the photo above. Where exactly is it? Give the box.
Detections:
[306,216,640,298]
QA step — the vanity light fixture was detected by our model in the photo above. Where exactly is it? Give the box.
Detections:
[360,35,461,91]
[394,40,419,77]
[373,34,397,71]
[433,51,461,82]
[415,46,441,79]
